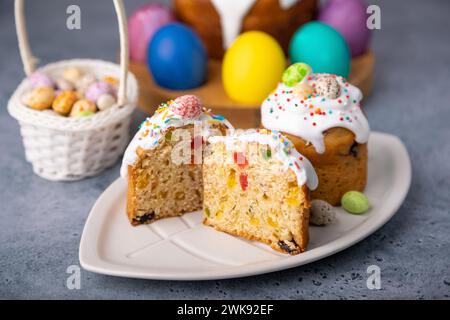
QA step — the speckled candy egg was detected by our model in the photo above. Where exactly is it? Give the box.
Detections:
[63,67,84,83]
[76,73,96,92]
[169,95,202,119]
[310,200,336,226]
[223,31,285,104]
[52,91,78,116]
[315,75,341,99]
[319,0,371,57]
[55,78,74,91]
[148,23,207,90]
[96,94,116,111]
[70,99,97,117]
[29,71,54,89]
[289,22,351,78]
[23,87,55,110]
[85,81,114,102]
[128,3,175,62]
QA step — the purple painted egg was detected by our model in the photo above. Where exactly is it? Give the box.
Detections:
[128,3,175,62]
[85,81,114,102]
[29,71,54,89]
[319,0,371,57]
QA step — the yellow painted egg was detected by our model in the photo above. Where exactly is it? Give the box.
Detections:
[223,31,285,104]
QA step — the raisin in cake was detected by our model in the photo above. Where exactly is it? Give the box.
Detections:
[203,129,318,254]
[261,65,370,205]
[121,95,232,225]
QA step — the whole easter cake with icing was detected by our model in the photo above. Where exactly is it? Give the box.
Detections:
[174,0,318,59]
[204,129,318,254]
[121,95,232,225]
[261,63,370,205]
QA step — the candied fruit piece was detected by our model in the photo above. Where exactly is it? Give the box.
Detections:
[136,173,149,189]
[239,172,248,191]
[286,186,301,206]
[216,210,223,219]
[250,216,260,226]
[190,136,203,150]
[227,169,237,189]
[267,217,279,228]
[261,147,272,160]
[205,207,211,217]
[233,152,248,168]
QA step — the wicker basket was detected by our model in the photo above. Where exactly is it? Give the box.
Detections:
[7,0,138,181]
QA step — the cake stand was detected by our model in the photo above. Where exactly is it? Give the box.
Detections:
[130,50,374,128]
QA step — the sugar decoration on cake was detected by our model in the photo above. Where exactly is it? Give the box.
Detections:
[208,129,318,190]
[261,64,370,154]
[121,95,233,177]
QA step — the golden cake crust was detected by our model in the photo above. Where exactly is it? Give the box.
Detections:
[127,166,137,225]
[284,128,368,205]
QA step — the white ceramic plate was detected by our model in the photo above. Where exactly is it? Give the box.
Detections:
[79,132,411,280]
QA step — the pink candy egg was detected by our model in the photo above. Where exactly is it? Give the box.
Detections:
[128,3,175,62]
[319,0,371,57]
[169,95,202,119]
[29,71,54,89]
[85,81,114,102]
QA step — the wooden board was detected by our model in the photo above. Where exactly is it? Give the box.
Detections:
[130,50,375,128]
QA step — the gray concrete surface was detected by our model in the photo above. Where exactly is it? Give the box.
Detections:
[0,0,449,299]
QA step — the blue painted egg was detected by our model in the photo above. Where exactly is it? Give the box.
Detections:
[147,23,207,90]
[289,22,351,78]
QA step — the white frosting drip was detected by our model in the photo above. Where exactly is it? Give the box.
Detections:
[279,0,300,9]
[211,0,301,49]
[208,129,318,190]
[261,74,370,154]
[120,103,233,178]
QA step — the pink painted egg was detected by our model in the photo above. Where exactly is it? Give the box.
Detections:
[128,3,175,62]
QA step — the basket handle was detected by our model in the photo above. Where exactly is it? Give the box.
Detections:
[14,0,129,105]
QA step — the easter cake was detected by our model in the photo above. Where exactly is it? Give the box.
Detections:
[173,0,318,59]
[261,63,370,205]
[204,129,318,254]
[121,95,232,225]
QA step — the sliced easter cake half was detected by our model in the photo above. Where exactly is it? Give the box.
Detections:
[203,129,318,254]
[121,95,233,225]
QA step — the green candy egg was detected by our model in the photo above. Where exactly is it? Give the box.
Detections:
[282,63,312,87]
[341,191,370,214]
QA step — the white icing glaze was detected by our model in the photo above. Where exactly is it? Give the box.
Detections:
[261,73,370,154]
[211,0,257,49]
[211,0,301,49]
[120,102,233,178]
[208,129,318,190]
[279,0,300,10]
